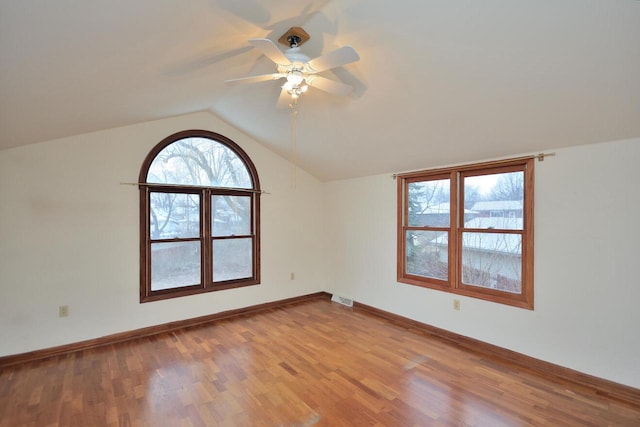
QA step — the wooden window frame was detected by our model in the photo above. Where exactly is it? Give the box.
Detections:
[139,130,261,303]
[397,157,534,309]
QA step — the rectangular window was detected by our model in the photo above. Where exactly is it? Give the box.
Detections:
[211,194,254,283]
[141,187,259,302]
[397,158,534,309]
[149,190,202,292]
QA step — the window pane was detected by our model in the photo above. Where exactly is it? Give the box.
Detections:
[147,137,252,188]
[464,172,523,230]
[150,193,200,239]
[151,241,201,291]
[213,238,253,282]
[212,195,251,237]
[405,230,448,280]
[461,232,522,293]
[408,179,450,227]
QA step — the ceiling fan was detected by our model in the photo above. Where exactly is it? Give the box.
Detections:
[225,27,360,100]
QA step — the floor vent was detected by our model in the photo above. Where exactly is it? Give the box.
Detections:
[331,294,354,307]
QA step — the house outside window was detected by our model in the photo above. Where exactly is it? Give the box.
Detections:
[139,130,261,302]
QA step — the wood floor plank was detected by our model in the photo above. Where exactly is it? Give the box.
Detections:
[1,299,639,426]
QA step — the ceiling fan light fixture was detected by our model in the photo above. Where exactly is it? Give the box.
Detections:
[286,70,305,86]
[283,70,309,98]
[283,81,308,98]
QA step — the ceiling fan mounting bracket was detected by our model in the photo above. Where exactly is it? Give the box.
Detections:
[278,27,310,47]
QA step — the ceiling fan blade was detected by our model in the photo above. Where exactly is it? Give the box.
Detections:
[307,46,360,73]
[249,38,291,65]
[166,46,254,77]
[224,73,284,85]
[306,75,353,96]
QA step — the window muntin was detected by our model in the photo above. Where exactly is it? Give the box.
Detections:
[398,158,533,309]
[140,130,260,302]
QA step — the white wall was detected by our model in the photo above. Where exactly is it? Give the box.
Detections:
[0,111,326,356]
[324,138,640,389]
[2,120,639,390]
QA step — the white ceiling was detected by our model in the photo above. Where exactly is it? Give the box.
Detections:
[1,0,639,181]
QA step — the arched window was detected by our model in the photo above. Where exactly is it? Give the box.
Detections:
[139,130,260,302]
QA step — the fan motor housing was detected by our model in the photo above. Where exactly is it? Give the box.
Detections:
[284,47,310,64]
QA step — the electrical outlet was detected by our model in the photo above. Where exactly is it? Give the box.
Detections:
[453,299,460,311]
[59,305,69,317]
[290,272,295,280]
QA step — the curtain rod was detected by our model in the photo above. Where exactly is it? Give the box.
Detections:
[120,182,269,194]
[392,152,556,179]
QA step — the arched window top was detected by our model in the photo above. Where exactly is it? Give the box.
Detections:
[141,130,259,190]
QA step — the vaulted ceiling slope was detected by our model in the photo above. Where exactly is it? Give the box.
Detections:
[1,1,639,181]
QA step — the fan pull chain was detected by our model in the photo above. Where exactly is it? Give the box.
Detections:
[289,97,299,190]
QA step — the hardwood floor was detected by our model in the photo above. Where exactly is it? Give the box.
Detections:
[1,299,639,426]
